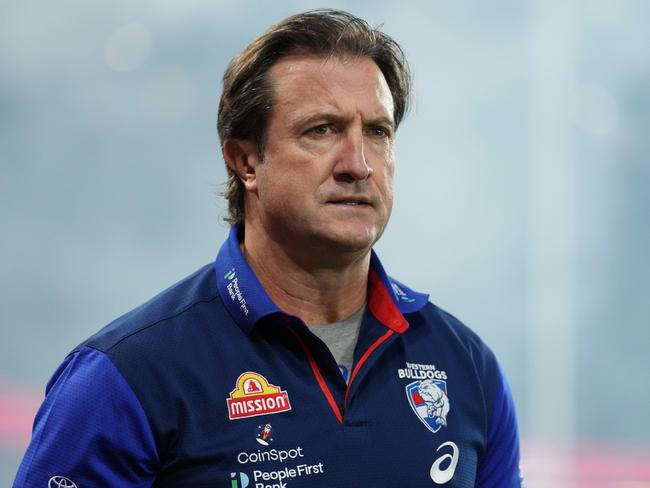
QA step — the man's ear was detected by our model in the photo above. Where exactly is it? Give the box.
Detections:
[223,139,260,192]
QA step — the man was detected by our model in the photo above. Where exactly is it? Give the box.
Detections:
[14,10,522,487]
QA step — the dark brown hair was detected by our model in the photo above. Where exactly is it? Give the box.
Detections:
[217,9,412,226]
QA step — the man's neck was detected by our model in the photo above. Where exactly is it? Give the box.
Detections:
[241,226,370,325]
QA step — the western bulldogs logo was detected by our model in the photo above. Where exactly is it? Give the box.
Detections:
[406,379,450,434]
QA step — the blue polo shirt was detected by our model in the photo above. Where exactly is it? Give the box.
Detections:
[14,227,522,487]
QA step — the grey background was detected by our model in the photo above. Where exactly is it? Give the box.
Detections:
[1,0,649,486]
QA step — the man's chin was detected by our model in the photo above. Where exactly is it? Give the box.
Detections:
[312,227,380,255]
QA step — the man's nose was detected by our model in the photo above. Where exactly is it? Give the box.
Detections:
[333,129,373,182]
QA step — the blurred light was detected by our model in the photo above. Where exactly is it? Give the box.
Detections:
[522,440,650,488]
[0,385,40,451]
[104,23,151,72]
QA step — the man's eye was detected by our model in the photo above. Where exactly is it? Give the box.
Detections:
[368,126,389,137]
[310,125,332,135]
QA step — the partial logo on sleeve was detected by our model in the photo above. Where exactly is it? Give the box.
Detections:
[399,362,450,434]
[48,476,77,488]
[227,372,292,420]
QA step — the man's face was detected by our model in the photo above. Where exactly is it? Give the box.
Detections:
[249,54,396,256]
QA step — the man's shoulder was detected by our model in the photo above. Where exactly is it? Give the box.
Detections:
[77,262,223,354]
[424,303,486,347]
[403,289,497,366]
[405,295,504,415]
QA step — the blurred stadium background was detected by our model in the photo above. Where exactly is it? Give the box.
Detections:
[1,1,649,486]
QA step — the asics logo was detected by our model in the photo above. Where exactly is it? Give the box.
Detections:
[429,441,459,484]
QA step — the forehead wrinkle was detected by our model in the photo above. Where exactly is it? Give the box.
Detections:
[268,54,394,128]
[274,79,343,128]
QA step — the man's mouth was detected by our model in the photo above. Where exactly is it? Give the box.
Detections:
[327,196,372,206]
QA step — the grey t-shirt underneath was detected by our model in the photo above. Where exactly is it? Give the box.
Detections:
[307,305,365,383]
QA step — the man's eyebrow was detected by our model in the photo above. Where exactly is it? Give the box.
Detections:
[289,112,347,130]
[366,116,395,131]
[289,113,395,131]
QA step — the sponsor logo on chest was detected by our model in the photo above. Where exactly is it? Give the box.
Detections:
[234,422,327,487]
[227,372,292,420]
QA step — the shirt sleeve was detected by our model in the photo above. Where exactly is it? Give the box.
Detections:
[13,346,159,488]
[475,365,524,488]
